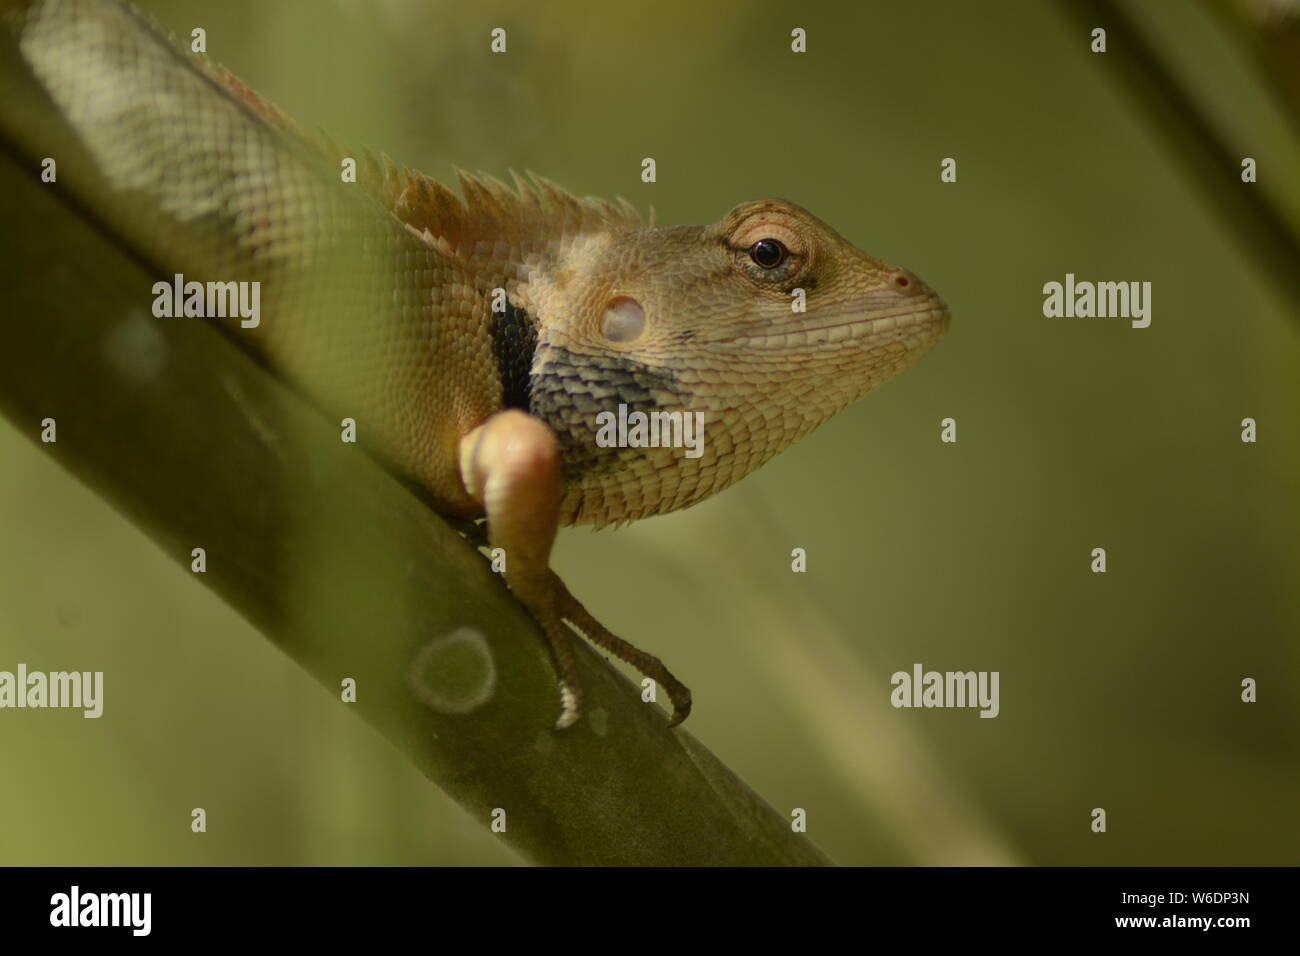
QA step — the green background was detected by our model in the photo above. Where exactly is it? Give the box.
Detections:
[1,0,1296,865]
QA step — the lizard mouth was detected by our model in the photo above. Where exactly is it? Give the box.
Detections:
[698,298,950,349]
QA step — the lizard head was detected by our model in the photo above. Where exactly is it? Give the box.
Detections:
[525,196,951,526]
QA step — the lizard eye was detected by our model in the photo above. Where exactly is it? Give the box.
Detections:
[749,239,786,269]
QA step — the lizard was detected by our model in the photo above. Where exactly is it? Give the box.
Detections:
[0,0,951,730]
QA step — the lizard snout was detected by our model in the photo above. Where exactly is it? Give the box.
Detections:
[886,267,930,298]
[885,266,950,334]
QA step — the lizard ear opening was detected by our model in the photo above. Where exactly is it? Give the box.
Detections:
[600,296,646,343]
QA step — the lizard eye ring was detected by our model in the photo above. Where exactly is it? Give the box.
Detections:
[749,239,787,269]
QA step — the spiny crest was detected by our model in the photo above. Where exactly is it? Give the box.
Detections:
[384,164,645,249]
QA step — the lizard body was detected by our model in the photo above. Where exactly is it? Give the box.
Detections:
[2,0,950,727]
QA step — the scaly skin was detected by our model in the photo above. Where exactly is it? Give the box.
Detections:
[3,0,950,728]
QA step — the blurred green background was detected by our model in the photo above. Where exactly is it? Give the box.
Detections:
[1,0,1297,865]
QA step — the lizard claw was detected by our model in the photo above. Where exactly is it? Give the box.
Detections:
[667,689,692,728]
[549,571,693,729]
[535,616,585,731]
[554,685,583,730]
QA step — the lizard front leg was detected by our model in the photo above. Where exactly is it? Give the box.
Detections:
[457,410,692,729]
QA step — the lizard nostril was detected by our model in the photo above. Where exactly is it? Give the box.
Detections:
[888,269,922,295]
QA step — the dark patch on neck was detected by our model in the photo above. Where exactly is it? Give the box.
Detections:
[530,343,683,479]
[490,300,539,411]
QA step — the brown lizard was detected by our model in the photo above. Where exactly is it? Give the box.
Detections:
[2,0,950,729]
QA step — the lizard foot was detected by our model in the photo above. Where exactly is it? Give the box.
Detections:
[458,409,690,729]
[549,570,693,728]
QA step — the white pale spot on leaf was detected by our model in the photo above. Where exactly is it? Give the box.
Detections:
[102,307,166,385]
[408,626,497,715]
